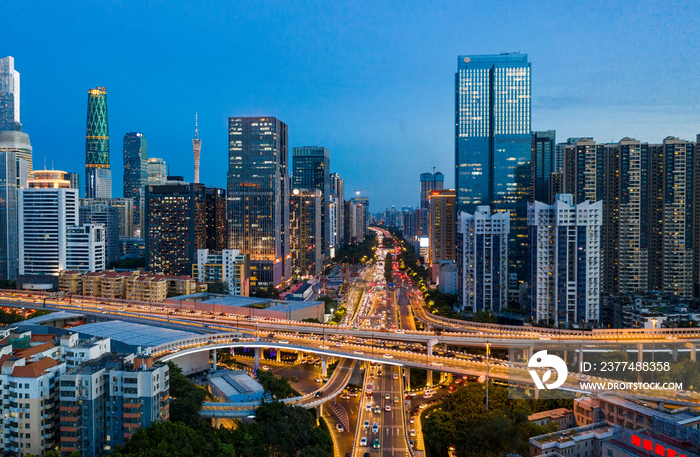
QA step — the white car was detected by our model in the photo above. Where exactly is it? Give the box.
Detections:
[278,340,290,344]
[364,420,370,429]
[383,354,394,359]
[431,361,444,367]
[336,423,344,432]
[261,366,271,371]
[354,350,364,355]
[360,437,368,446]
[385,393,390,400]
[410,429,416,436]
[372,422,379,433]
[366,404,372,412]
[314,377,322,383]
[385,405,391,411]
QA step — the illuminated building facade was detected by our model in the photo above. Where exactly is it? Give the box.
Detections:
[193,113,201,183]
[123,132,148,230]
[290,188,322,277]
[85,87,112,198]
[205,187,227,250]
[428,190,456,282]
[0,56,22,132]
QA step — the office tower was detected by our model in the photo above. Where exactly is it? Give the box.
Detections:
[457,206,510,313]
[528,194,602,326]
[194,249,250,296]
[120,237,145,259]
[193,113,201,183]
[343,200,365,245]
[0,130,33,177]
[85,87,112,198]
[81,197,135,239]
[123,132,149,230]
[455,53,531,281]
[59,354,169,455]
[428,190,456,282]
[290,188,323,277]
[65,224,106,272]
[145,178,206,276]
[64,171,80,192]
[79,204,120,264]
[330,172,345,247]
[0,150,18,280]
[0,56,22,132]
[19,170,78,278]
[329,194,339,250]
[205,187,227,250]
[147,157,167,185]
[531,130,556,204]
[420,171,444,234]
[227,117,290,290]
[292,146,331,265]
[351,195,370,236]
[649,137,695,298]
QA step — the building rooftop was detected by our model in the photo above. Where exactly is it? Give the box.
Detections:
[532,421,614,446]
[599,393,700,425]
[20,311,85,326]
[10,357,59,378]
[209,369,264,403]
[528,408,572,422]
[71,320,200,348]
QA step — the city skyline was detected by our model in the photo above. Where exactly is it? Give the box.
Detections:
[3,0,700,210]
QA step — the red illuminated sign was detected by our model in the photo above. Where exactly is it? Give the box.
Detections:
[630,434,686,457]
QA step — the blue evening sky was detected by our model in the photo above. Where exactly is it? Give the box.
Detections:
[4,0,700,211]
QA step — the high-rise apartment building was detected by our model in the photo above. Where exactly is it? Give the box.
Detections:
[145,178,206,276]
[0,56,22,132]
[193,113,201,183]
[79,204,120,264]
[0,149,18,280]
[528,194,602,326]
[455,53,532,281]
[420,171,444,235]
[0,131,33,178]
[531,130,556,204]
[428,190,456,282]
[292,146,331,264]
[290,188,323,277]
[330,172,345,248]
[194,249,250,296]
[65,224,106,272]
[351,196,370,236]
[227,117,290,290]
[85,87,112,199]
[147,157,167,185]
[457,206,510,313]
[205,187,227,251]
[343,200,365,245]
[123,132,149,231]
[81,198,135,239]
[18,170,78,277]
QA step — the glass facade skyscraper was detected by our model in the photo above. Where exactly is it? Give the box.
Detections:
[531,130,556,204]
[0,56,22,132]
[123,132,148,232]
[292,146,330,263]
[85,87,111,198]
[0,150,18,280]
[227,117,290,290]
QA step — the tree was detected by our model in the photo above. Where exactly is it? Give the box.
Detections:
[251,284,280,299]
[384,253,393,283]
[107,257,145,270]
[165,362,208,428]
[114,421,235,457]
[207,281,229,295]
[301,318,321,324]
[257,370,301,399]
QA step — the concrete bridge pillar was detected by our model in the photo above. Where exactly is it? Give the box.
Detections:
[254,347,261,372]
[427,370,433,387]
[427,338,438,357]
[322,356,328,377]
[636,343,644,364]
[316,404,323,425]
[212,349,217,371]
[534,386,540,400]
[578,345,584,373]
[671,346,678,362]
[276,349,281,362]
[404,368,410,390]
[214,418,220,428]
[685,342,697,362]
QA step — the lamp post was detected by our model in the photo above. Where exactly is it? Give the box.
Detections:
[485,341,491,410]
[651,317,657,383]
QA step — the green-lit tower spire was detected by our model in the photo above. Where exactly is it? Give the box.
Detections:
[85,86,111,198]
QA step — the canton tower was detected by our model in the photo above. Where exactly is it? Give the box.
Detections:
[193,113,201,183]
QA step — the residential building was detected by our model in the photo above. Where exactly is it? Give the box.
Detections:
[145,178,206,276]
[343,199,366,245]
[531,130,556,204]
[428,190,456,282]
[19,170,78,278]
[79,204,120,264]
[125,274,168,302]
[0,149,18,280]
[529,422,615,457]
[528,408,574,429]
[205,187,227,251]
[330,172,345,248]
[528,194,603,326]
[123,132,149,231]
[290,188,323,277]
[227,117,290,291]
[59,354,169,455]
[420,171,444,234]
[457,206,510,312]
[65,224,106,272]
[58,271,83,294]
[193,249,250,296]
[81,197,135,239]
[147,157,167,186]
[85,87,112,199]
[0,56,22,132]
[292,146,331,265]
[351,196,370,236]
[438,260,458,294]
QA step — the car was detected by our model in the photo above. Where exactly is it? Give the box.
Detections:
[384,393,390,400]
[277,340,290,344]
[364,420,370,429]
[336,423,344,432]
[419,403,428,409]
[354,350,364,355]
[409,429,416,436]
[334,342,343,347]
[392,373,398,380]
[314,377,322,383]
[315,391,322,397]
[385,405,391,411]
[409,439,414,448]
[373,439,380,449]
[374,406,381,414]
[290,376,299,382]
[409,417,415,424]
[349,391,358,397]
[340,394,350,400]
[393,396,399,403]
[372,422,379,433]
[261,366,271,371]
[677,390,691,398]
[366,404,372,412]
[431,361,444,367]
[369,373,375,378]
[360,437,368,446]
[319,345,330,349]
[383,354,393,359]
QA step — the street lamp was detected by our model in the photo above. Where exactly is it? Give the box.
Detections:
[485,341,491,410]
[651,317,657,382]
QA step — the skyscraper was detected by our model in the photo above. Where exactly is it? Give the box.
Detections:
[0,149,18,280]
[123,132,149,231]
[420,171,444,235]
[455,53,532,281]
[290,188,323,277]
[528,194,602,326]
[428,190,456,282]
[85,87,111,198]
[330,172,345,248]
[0,125,32,177]
[0,56,22,132]
[81,198,134,239]
[205,187,227,251]
[145,178,206,276]
[227,117,290,290]
[147,157,167,185]
[292,146,331,264]
[79,204,120,264]
[193,113,201,183]
[531,130,556,204]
